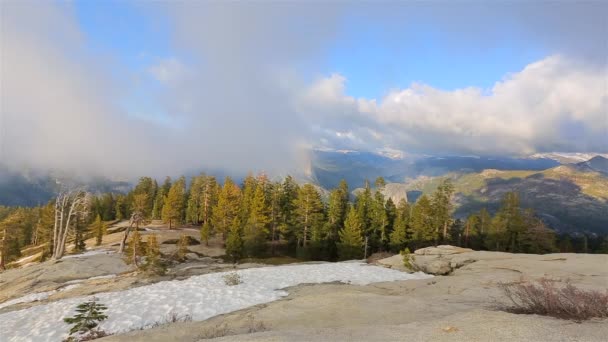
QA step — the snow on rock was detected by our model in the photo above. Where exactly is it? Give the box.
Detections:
[0,284,82,310]
[0,262,431,341]
[61,249,113,259]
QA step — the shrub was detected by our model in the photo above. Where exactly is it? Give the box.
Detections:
[499,277,608,321]
[198,323,231,339]
[223,272,243,286]
[63,298,109,341]
[400,248,415,270]
[246,313,268,333]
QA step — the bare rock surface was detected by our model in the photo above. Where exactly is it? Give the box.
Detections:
[99,248,608,342]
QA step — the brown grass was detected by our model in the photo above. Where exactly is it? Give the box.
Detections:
[499,277,608,321]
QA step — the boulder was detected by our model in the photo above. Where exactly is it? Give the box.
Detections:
[185,253,199,260]
[162,236,201,245]
[408,245,477,275]
[414,245,473,256]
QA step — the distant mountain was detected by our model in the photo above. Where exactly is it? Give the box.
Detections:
[528,152,608,164]
[310,150,560,189]
[576,155,608,174]
[400,165,608,234]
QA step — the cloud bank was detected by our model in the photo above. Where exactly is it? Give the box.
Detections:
[0,1,606,180]
[303,56,607,156]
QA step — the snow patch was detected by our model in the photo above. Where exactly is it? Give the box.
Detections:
[0,262,431,341]
[0,284,82,310]
[62,249,113,259]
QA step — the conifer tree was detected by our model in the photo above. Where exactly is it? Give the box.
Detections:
[389,199,410,251]
[153,177,172,219]
[240,174,258,224]
[370,177,388,250]
[73,216,87,253]
[212,177,242,240]
[124,230,144,267]
[201,221,211,246]
[338,206,364,260]
[327,180,349,239]
[410,195,435,245]
[245,178,271,256]
[199,176,218,228]
[431,179,455,243]
[293,184,324,247]
[143,234,165,275]
[355,180,373,234]
[225,218,244,263]
[186,175,205,224]
[92,214,106,246]
[177,234,189,260]
[162,177,186,229]
[63,298,108,340]
[278,175,299,243]
[114,195,126,221]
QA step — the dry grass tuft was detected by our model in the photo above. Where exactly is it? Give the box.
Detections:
[499,277,608,321]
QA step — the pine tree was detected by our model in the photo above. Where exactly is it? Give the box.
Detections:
[131,177,157,218]
[225,218,244,263]
[293,184,324,247]
[199,176,218,229]
[153,177,172,219]
[355,180,373,235]
[143,234,165,275]
[114,195,126,221]
[389,199,410,252]
[73,216,87,253]
[278,175,299,244]
[325,179,349,259]
[244,178,271,257]
[410,195,435,245]
[370,177,388,250]
[63,298,108,339]
[431,179,455,243]
[162,177,186,229]
[177,234,189,260]
[0,209,25,270]
[92,214,106,246]
[212,177,242,241]
[201,221,211,246]
[338,206,364,260]
[186,174,205,224]
[123,230,144,267]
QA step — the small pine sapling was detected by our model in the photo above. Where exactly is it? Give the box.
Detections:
[143,234,166,275]
[63,298,108,341]
[177,234,189,260]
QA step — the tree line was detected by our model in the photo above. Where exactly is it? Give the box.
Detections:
[1,173,607,269]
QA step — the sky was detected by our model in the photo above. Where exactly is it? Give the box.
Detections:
[1,0,607,179]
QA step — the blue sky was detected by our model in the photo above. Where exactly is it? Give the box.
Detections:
[73,1,548,100]
[2,0,605,176]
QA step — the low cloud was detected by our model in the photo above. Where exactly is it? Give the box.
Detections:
[303,56,608,156]
[1,2,606,181]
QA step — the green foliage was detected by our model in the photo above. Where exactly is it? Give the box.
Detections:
[92,215,106,246]
[400,247,415,270]
[123,230,144,267]
[389,200,410,252]
[143,234,165,275]
[244,177,271,257]
[162,177,186,229]
[176,234,189,260]
[225,218,244,263]
[63,298,108,339]
[201,221,211,246]
[212,177,242,240]
[338,206,364,260]
[293,184,325,248]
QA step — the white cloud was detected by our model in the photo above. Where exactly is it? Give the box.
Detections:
[303,56,608,156]
[147,58,186,85]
